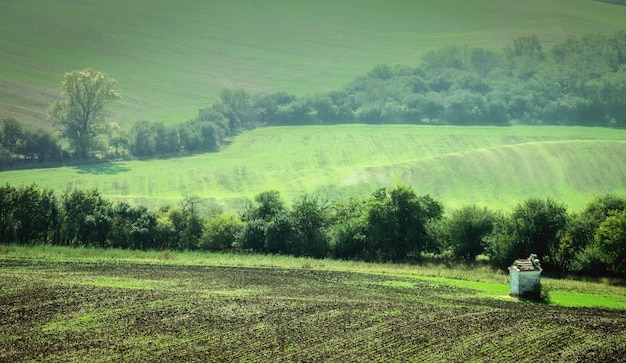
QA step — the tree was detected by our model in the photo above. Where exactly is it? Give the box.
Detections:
[567,194,626,272]
[440,205,496,262]
[592,210,626,273]
[1,118,24,156]
[216,88,252,132]
[486,197,567,269]
[106,203,157,250]
[235,218,267,252]
[365,186,443,262]
[568,194,626,253]
[49,69,121,159]
[290,197,330,258]
[61,189,111,247]
[199,213,244,251]
[241,190,286,222]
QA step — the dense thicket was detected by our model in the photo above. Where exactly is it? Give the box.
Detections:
[254,31,626,127]
[2,183,625,275]
[0,118,67,167]
[2,31,625,167]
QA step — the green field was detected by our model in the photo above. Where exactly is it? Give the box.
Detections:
[2,125,626,212]
[1,248,625,362]
[2,0,626,127]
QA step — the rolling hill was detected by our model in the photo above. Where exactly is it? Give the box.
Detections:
[1,125,625,212]
[2,0,626,127]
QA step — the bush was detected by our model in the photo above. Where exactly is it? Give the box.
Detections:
[199,213,244,251]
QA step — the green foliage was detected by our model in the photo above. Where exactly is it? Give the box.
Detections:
[365,186,443,262]
[242,190,286,222]
[439,205,496,262]
[235,218,266,252]
[3,182,626,274]
[567,194,626,272]
[591,210,626,273]
[5,0,626,128]
[147,31,626,129]
[106,203,157,250]
[48,69,121,159]
[5,31,626,166]
[0,184,58,244]
[0,118,65,167]
[199,213,244,251]
[289,197,330,258]
[264,210,293,254]
[61,189,111,247]
[486,197,568,270]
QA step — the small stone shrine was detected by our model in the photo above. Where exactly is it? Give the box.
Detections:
[508,254,542,299]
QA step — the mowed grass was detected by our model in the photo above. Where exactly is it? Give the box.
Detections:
[2,0,626,127]
[2,125,626,212]
[1,252,626,361]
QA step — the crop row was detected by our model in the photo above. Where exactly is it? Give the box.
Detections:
[1,260,625,362]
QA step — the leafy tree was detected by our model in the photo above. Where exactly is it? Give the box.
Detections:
[264,210,294,254]
[154,210,177,250]
[199,213,244,251]
[130,120,157,157]
[252,92,297,125]
[368,64,395,79]
[592,210,626,273]
[421,46,469,71]
[106,203,157,250]
[0,184,17,242]
[167,206,203,251]
[0,184,60,245]
[440,205,496,262]
[1,118,24,156]
[444,91,487,124]
[570,194,626,248]
[365,186,443,262]
[153,123,179,154]
[235,218,267,252]
[487,197,567,269]
[567,194,626,272]
[107,123,129,156]
[61,189,111,247]
[216,88,252,132]
[290,197,329,257]
[310,95,342,124]
[242,190,286,222]
[327,197,369,259]
[510,35,544,59]
[49,69,121,159]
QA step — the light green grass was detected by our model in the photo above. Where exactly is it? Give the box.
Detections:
[1,125,626,212]
[2,244,625,309]
[2,0,626,127]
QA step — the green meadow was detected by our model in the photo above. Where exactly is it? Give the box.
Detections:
[2,0,626,127]
[1,125,625,212]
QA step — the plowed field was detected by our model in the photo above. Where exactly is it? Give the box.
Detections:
[1,260,625,362]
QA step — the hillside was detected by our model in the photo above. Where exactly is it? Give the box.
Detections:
[2,0,626,128]
[1,125,625,212]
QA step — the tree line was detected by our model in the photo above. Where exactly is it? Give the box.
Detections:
[2,183,625,275]
[2,31,626,167]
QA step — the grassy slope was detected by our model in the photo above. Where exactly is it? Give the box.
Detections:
[1,125,625,212]
[2,0,626,127]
